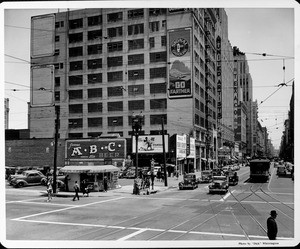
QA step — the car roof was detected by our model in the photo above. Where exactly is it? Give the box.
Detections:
[23,170,42,173]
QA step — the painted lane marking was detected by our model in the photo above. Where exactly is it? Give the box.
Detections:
[6,197,46,204]
[220,190,235,201]
[117,229,146,241]
[12,218,293,240]
[12,197,124,221]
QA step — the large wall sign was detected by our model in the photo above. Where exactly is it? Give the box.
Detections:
[233,67,239,129]
[132,135,169,154]
[216,36,222,119]
[176,134,186,159]
[168,29,192,99]
[66,139,126,160]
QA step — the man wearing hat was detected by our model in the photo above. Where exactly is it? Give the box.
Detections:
[267,210,278,240]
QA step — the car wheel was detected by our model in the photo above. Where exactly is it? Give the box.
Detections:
[17,182,24,188]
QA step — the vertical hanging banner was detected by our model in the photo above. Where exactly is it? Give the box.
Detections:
[168,29,192,99]
[216,36,222,119]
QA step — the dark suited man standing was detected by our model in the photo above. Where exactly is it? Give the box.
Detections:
[267,210,278,240]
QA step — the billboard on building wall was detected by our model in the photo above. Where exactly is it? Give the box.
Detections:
[216,36,222,119]
[31,14,55,58]
[66,139,126,160]
[132,135,169,154]
[176,134,186,158]
[168,29,192,99]
[31,65,54,107]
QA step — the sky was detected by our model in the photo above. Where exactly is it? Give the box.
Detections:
[2,1,298,150]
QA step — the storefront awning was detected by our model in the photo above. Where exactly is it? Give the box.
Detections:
[60,165,119,173]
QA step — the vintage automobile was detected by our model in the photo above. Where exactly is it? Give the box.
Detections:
[227,171,239,186]
[179,173,198,190]
[199,170,212,183]
[9,170,46,188]
[208,175,229,194]
[277,165,287,176]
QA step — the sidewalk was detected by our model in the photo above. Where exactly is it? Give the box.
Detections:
[53,176,181,198]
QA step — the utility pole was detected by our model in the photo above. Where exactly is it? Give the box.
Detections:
[162,117,167,187]
[53,106,59,194]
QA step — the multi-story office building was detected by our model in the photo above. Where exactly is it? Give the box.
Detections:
[29,8,232,169]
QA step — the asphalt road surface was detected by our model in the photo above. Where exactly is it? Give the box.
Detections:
[4,164,296,248]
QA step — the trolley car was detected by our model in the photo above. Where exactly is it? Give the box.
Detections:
[249,158,270,182]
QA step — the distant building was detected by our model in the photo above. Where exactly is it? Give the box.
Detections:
[4,98,9,129]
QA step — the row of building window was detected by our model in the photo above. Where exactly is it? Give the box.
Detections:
[68,113,167,129]
[55,9,167,30]
[67,99,167,114]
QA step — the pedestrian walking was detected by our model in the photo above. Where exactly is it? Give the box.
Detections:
[150,171,155,190]
[73,181,80,201]
[103,176,108,192]
[64,174,70,192]
[267,210,278,240]
[46,180,53,202]
[81,179,87,196]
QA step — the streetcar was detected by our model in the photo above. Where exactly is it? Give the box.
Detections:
[249,158,271,182]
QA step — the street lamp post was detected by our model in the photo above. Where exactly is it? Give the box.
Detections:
[132,113,143,178]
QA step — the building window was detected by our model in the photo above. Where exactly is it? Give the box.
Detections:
[162,20,166,29]
[108,101,123,112]
[150,52,167,63]
[107,41,123,52]
[150,83,166,94]
[88,117,102,127]
[128,54,144,65]
[88,30,102,40]
[128,100,144,111]
[88,59,102,69]
[55,21,64,28]
[69,104,83,114]
[54,49,59,56]
[195,98,199,110]
[88,44,102,55]
[107,26,123,38]
[107,71,123,82]
[108,86,123,97]
[69,75,83,85]
[55,35,60,42]
[150,67,166,79]
[195,82,199,95]
[128,84,144,95]
[107,12,123,22]
[88,73,102,84]
[149,37,155,48]
[54,63,63,69]
[195,114,199,125]
[149,8,167,16]
[107,56,123,67]
[55,91,60,101]
[149,21,159,32]
[88,15,102,26]
[150,114,167,125]
[69,18,83,29]
[200,102,204,113]
[128,69,144,80]
[128,9,144,19]
[150,99,167,109]
[69,33,83,43]
[88,103,103,113]
[88,88,102,98]
[108,116,123,126]
[69,90,83,99]
[68,133,83,138]
[161,36,166,46]
[128,39,144,50]
[70,61,83,71]
[128,24,144,35]
[69,47,83,57]
[88,132,102,138]
[55,77,60,87]
[68,118,83,128]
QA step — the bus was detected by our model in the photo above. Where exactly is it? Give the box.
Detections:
[249,158,271,182]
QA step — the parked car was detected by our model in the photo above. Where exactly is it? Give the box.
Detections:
[277,165,287,176]
[179,173,198,190]
[208,175,229,194]
[41,171,65,187]
[9,170,46,188]
[199,170,212,183]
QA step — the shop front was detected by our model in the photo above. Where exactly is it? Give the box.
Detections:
[60,165,119,192]
[62,138,126,191]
